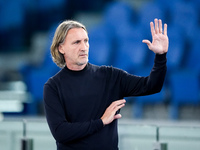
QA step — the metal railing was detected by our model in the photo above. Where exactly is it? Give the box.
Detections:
[0,119,200,150]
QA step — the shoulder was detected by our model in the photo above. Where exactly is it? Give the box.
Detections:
[88,63,128,77]
[88,63,114,72]
[44,68,64,88]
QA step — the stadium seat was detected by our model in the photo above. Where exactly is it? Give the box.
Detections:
[168,30,200,119]
[169,70,200,119]
[102,1,135,35]
[88,24,113,66]
[155,0,182,14]
[101,1,141,69]
[0,0,25,51]
[186,30,200,72]
[144,24,185,73]
[103,1,134,25]
[133,87,166,119]
[166,25,185,72]
[0,0,24,32]
[20,25,60,114]
[192,0,200,15]
[169,1,198,43]
[113,24,147,73]
[133,67,167,118]
[36,0,67,30]
[138,2,165,40]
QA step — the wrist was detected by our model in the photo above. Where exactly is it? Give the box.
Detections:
[100,118,106,126]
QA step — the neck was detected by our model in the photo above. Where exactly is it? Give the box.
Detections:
[66,63,87,71]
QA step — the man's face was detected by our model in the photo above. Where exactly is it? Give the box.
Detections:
[59,28,89,69]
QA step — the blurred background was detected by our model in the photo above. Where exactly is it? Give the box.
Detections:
[0,0,200,149]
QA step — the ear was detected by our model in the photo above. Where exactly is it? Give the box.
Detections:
[58,45,65,54]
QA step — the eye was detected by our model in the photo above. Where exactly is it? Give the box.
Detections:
[73,40,80,44]
[84,38,89,43]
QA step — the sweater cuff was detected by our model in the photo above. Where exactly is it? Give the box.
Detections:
[95,119,104,130]
[154,53,167,63]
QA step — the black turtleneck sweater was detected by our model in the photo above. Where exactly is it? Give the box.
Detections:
[43,53,167,150]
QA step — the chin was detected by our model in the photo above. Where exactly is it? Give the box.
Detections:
[77,60,88,66]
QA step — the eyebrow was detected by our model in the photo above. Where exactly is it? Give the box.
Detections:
[72,38,89,44]
[72,40,81,44]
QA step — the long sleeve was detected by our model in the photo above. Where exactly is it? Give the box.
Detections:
[43,56,167,149]
[43,82,104,144]
[120,53,167,97]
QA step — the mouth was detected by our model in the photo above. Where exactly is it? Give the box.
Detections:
[79,54,88,57]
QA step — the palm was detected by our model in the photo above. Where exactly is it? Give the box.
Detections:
[143,19,169,54]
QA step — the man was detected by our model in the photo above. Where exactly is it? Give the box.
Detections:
[43,18,168,150]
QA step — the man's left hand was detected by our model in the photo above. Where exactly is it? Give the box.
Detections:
[142,18,169,54]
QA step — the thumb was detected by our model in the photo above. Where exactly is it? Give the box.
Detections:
[142,39,151,47]
[114,114,122,119]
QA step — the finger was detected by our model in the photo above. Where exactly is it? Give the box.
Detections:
[108,99,126,110]
[154,18,159,34]
[164,23,167,35]
[113,103,125,113]
[112,99,126,106]
[150,22,155,36]
[142,40,151,47]
[114,114,122,119]
[117,99,126,103]
[159,19,162,34]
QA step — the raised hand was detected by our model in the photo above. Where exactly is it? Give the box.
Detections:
[142,18,169,54]
[101,99,126,125]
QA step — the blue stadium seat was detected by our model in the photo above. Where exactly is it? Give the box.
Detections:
[101,1,141,69]
[138,2,165,40]
[186,30,200,72]
[133,87,166,119]
[169,1,198,43]
[145,24,185,72]
[88,24,113,66]
[166,25,185,72]
[132,67,167,118]
[192,0,200,16]
[38,0,66,10]
[169,70,200,119]
[0,0,25,51]
[113,25,147,73]
[103,1,134,24]
[20,25,60,114]
[154,0,183,25]
[0,0,24,31]
[102,1,135,34]
[36,0,67,30]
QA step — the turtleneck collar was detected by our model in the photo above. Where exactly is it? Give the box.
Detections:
[63,63,90,75]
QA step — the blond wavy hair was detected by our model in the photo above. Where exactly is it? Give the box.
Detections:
[50,20,87,68]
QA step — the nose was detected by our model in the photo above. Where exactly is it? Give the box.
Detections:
[80,41,89,51]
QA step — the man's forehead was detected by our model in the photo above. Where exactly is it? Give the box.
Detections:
[66,28,88,38]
